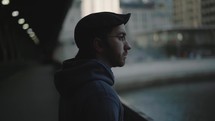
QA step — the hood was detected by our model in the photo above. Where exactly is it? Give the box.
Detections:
[54,59,114,97]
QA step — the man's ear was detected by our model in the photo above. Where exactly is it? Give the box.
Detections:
[93,37,104,53]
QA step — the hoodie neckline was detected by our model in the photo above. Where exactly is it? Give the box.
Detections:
[54,58,115,96]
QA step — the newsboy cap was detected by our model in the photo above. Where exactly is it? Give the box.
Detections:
[74,12,131,50]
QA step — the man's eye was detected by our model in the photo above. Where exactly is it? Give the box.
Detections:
[119,36,126,41]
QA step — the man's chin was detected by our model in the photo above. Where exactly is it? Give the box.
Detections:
[109,58,126,67]
[113,61,125,67]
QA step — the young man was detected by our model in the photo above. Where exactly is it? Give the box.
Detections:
[54,12,131,121]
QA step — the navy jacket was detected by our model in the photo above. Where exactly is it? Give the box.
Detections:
[54,59,124,121]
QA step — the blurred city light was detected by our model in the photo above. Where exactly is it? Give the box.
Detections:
[29,32,36,38]
[177,33,183,41]
[32,36,40,45]
[12,11,19,17]
[22,23,29,30]
[18,18,25,24]
[26,28,40,44]
[27,28,33,34]
[1,0,10,5]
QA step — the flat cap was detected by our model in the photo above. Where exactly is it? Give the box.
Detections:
[74,12,131,49]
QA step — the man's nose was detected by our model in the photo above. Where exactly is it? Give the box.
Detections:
[125,40,131,50]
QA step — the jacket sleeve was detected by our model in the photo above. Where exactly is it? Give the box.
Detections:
[82,95,122,121]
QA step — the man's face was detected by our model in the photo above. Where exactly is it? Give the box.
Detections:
[103,24,131,67]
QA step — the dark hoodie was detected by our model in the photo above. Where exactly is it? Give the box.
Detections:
[54,58,124,121]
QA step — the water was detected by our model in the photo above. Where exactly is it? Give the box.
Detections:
[120,81,215,121]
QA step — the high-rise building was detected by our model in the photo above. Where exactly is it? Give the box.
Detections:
[121,0,173,40]
[201,0,215,26]
[81,0,120,17]
[173,0,201,28]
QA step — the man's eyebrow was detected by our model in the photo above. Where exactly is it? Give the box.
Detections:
[118,32,126,36]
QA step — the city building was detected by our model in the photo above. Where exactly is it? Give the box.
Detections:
[81,0,120,17]
[173,0,201,28]
[201,0,215,26]
[120,0,173,42]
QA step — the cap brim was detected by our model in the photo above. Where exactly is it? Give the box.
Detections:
[123,13,131,24]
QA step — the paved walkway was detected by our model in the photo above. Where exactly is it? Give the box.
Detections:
[0,62,59,121]
[112,58,215,91]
